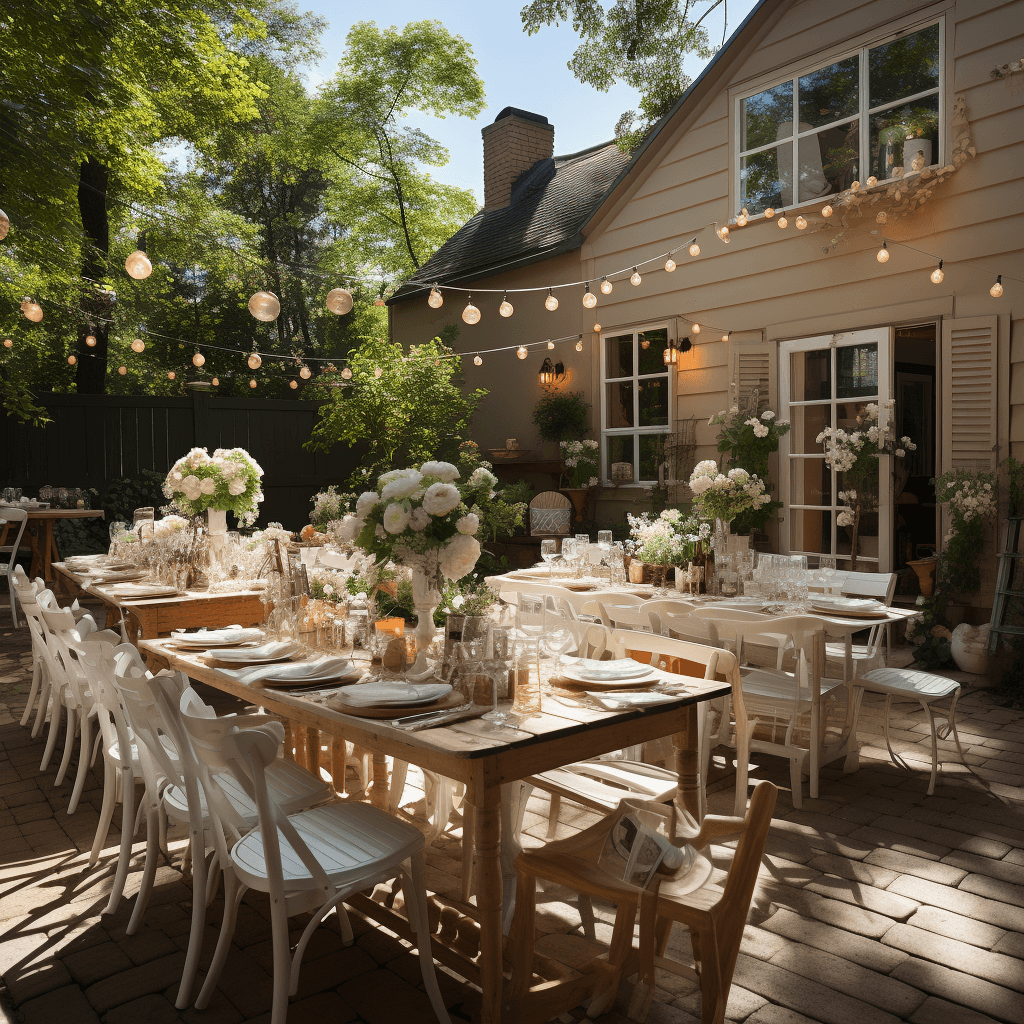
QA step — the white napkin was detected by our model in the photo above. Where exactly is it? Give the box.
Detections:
[586,690,677,709]
[333,681,451,707]
[222,657,357,685]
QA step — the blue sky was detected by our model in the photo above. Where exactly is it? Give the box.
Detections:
[297,1,759,201]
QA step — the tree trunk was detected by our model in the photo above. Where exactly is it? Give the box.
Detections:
[75,156,110,394]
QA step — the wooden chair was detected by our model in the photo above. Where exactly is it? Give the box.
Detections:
[827,570,898,671]
[507,781,778,1024]
[529,490,572,537]
[0,505,29,626]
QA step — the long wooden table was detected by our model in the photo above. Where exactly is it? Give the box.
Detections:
[140,638,730,1024]
[24,509,106,581]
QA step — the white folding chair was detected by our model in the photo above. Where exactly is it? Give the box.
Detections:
[580,591,648,629]
[0,505,29,626]
[644,598,698,636]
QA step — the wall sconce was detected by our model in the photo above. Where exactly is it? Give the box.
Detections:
[538,357,566,385]
[662,336,692,366]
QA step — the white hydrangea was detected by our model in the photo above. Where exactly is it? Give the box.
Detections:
[228,478,246,496]
[199,477,216,495]
[381,470,423,503]
[409,507,431,531]
[468,467,498,490]
[181,475,202,501]
[356,490,379,516]
[419,461,460,482]
[440,534,481,580]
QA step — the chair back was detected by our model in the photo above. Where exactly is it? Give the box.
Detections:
[840,571,897,605]
[580,591,646,629]
[644,599,697,636]
[68,635,135,770]
[0,505,29,556]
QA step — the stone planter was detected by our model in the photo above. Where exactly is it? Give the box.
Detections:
[562,487,590,523]
[951,623,991,674]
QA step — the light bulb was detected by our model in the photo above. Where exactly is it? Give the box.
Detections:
[641,337,650,350]
[68,355,77,365]
[167,371,175,380]
[583,285,597,308]
[125,250,152,280]
[689,242,700,257]
[544,289,558,311]
[777,215,788,228]
[23,300,42,322]
[716,225,730,242]
[795,215,807,230]
[876,242,889,263]
[193,351,205,367]
[593,323,601,333]
[0,207,9,239]
[341,367,353,380]
[821,204,833,218]
[930,261,944,284]
[867,176,878,187]
[664,258,676,272]
[118,365,127,375]
[249,379,257,389]
[736,214,748,228]
[374,367,383,378]
[516,345,528,360]
[248,290,280,321]
[692,323,701,334]
[630,268,641,286]
[211,377,219,386]
[248,352,262,369]
[764,207,775,219]
[600,277,613,295]
[722,333,729,342]
[300,365,311,379]
[462,299,481,324]
[289,379,298,389]
[575,339,583,352]
[547,341,555,349]
[991,276,1003,297]
[427,286,443,308]
[850,180,861,192]
[2,338,11,349]
[473,354,482,366]
[85,334,97,347]
[499,295,513,317]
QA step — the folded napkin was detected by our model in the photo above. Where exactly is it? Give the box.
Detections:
[221,657,357,686]
[333,681,451,707]
[586,690,677,709]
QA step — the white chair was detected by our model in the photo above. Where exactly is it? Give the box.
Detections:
[0,505,29,626]
[11,570,49,729]
[688,606,789,669]
[181,712,452,1024]
[826,571,898,673]
[581,591,648,629]
[644,598,698,636]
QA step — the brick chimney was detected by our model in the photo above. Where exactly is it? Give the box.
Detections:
[481,107,554,211]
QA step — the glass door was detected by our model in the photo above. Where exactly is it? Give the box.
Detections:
[780,328,892,569]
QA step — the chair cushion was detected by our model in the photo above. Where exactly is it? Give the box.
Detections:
[857,667,960,700]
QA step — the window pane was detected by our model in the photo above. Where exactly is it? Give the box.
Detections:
[740,146,784,215]
[836,344,878,398]
[605,334,633,378]
[869,24,940,110]
[607,435,633,480]
[798,55,859,128]
[790,458,830,506]
[871,93,939,180]
[790,508,830,554]
[800,120,859,201]
[791,404,830,454]
[741,80,794,151]
[638,379,669,427]
[638,329,668,375]
[836,401,876,431]
[639,435,664,482]
[606,382,634,428]
[790,349,831,401]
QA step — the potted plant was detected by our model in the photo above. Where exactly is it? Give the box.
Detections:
[533,391,589,458]
[559,438,600,522]
[878,107,939,177]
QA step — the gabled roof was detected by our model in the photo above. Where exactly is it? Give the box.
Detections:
[390,141,629,302]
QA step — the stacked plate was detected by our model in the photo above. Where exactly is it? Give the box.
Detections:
[809,596,888,618]
[212,641,300,665]
[560,658,658,689]
[332,681,453,709]
[170,627,265,650]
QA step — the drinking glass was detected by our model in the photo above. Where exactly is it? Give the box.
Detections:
[1,488,12,503]
[483,628,515,725]
[610,541,625,584]
[540,538,558,572]
[818,555,837,591]
[13,488,22,502]
[541,607,575,678]
[39,485,52,502]
[560,537,576,568]
[597,529,613,549]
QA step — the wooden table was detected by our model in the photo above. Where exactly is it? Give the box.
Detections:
[140,638,730,1024]
[24,509,105,581]
[52,561,265,640]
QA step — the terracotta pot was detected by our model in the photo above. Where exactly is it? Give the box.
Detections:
[562,487,590,523]
[907,556,938,597]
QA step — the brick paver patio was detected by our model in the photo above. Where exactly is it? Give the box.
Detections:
[2,601,1023,1024]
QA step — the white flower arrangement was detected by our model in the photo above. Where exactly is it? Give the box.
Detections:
[162,446,264,527]
[560,438,600,488]
[627,508,711,565]
[687,460,772,522]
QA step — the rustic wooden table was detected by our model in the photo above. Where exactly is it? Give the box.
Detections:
[139,638,730,1024]
[24,509,106,581]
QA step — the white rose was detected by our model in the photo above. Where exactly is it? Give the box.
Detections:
[409,508,431,531]
[456,513,479,535]
[419,461,460,482]
[383,502,412,534]
[421,482,461,516]
[182,475,202,501]
[200,477,216,495]
[228,478,246,496]
[440,534,481,581]
[171,471,183,483]
[337,515,364,542]
[760,410,775,420]
[381,470,423,503]
[356,491,379,516]
[895,448,905,458]
[323,584,334,596]
[468,467,498,490]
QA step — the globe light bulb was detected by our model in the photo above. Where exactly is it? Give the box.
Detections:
[499,294,513,317]
[876,242,889,263]
[850,180,861,192]
[462,299,481,324]
[821,204,833,218]
[795,215,807,230]
[692,323,701,334]
[68,355,77,365]
[716,225,730,242]
[583,285,597,308]
[248,290,280,321]
[722,333,729,342]
[125,250,152,280]
[2,338,12,349]
[547,341,555,349]
[192,351,205,367]
[544,289,558,311]
[300,365,311,379]
[289,379,298,389]
[131,337,145,353]
[211,377,219,386]
[764,207,775,219]
[118,365,127,375]
[630,268,641,286]
[930,261,944,284]
[167,371,175,380]
[600,276,613,295]
[866,176,878,187]
[664,258,676,272]
[473,354,482,366]
[593,323,601,333]
[0,207,9,240]
[736,214,748,228]
[323,287,352,315]
[249,379,257,389]
[85,334,97,347]
[777,215,788,228]
[341,367,352,380]
[689,243,700,257]
[516,345,528,360]
[248,352,262,369]
[23,300,42,322]
[575,339,584,352]
[991,276,1003,297]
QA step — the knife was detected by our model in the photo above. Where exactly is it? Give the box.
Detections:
[391,706,486,731]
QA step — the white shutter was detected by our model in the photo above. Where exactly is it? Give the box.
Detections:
[941,316,998,473]
[728,336,770,411]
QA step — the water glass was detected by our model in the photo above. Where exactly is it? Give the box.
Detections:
[540,538,558,572]
[1,487,13,503]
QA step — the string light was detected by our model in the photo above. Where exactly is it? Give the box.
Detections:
[499,293,513,317]
[118,365,127,375]
[764,207,775,219]
[427,285,443,308]
[211,377,219,386]
[131,337,145,353]
[325,287,353,314]
[866,176,878,187]
[716,224,730,242]
[249,379,257,389]
[876,241,889,263]
[930,260,944,284]
[248,290,280,321]
[777,213,788,228]
[192,350,205,367]
[736,208,748,227]
[821,204,833,218]
[85,334,97,347]
[544,289,558,311]
[664,257,676,272]
[795,215,807,230]
[582,284,597,308]
[991,275,1004,297]
[248,351,262,369]
[2,339,11,348]
[600,276,612,295]
[462,297,481,324]
[125,250,152,280]
[547,341,555,349]
[689,242,700,257]
[167,371,175,380]
[473,354,483,366]
[850,180,861,192]
[692,323,701,334]
[722,332,730,342]
[67,354,77,365]
[630,268,641,286]
[289,379,298,389]
[22,298,42,322]
[593,323,601,332]
[576,338,584,352]
[341,367,353,380]
[516,345,528,359]
[300,364,312,379]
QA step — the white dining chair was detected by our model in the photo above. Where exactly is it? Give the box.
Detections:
[644,598,698,636]
[0,505,29,626]
[688,606,789,668]
[580,591,648,629]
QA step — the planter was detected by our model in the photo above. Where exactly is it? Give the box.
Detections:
[628,561,668,588]
[907,556,938,597]
[410,568,441,675]
[562,487,590,523]
[951,623,991,674]
[904,137,933,174]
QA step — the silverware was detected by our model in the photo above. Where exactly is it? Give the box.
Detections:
[389,704,472,724]
[392,706,486,731]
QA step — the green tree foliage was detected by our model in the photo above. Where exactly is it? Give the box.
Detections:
[521,0,719,150]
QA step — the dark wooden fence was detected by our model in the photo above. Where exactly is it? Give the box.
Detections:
[1,392,361,529]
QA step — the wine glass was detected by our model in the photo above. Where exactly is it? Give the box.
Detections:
[541,606,576,679]
[540,539,558,573]
[1,488,13,503]
[818,555,837,592]
[482,629,515,725]
[597,529,613,550]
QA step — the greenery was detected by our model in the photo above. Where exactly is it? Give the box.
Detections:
[309,486,350,530]
[933,468,998,597]
[436,576,497,624]
[907,592,953,670]
[879,106,939,141]
[560,438,600,488]
[532,390,589,442]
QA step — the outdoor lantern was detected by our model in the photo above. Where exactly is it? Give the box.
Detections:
[341,367,352,379]
[582,285,597,308]
[692,323,701,334]
[193,351,205,367]
[547,341,555,349]
[248,352,262,369]
[931,261,944,284]
[689,242,700,256]
[462,298,481,324]
[427,285,443,308]
[795,215,808,230]
[991,275,1004,298]
[736,208,749,227]
[325,287,353,314]
[167,371,175,380]
[289,379,298,389]
[131,337,145,353]
[630,268,642,286]
[2,338,12,348]
[664,258,676,272]
[764,207,775,219]
[822,204,833,217]
[544,289,558,311]
[211,377,219,386]
[876,242,890,263]
[22,298,42,322]
[300,364,311,379]
[85,334,97,347]
[516,345,528,360]
[538,358,564,385]
[777,214,788,228]
[499,293,513,317]
[600,276,612,294]
[716,225,730,242]
[473,354,483,365]
[248,290,280,321]
[575,338,584,352]
[68,355,77,365]
[118,365,127,375]
[125,250,152,279]
[593,323,601,332]
[249,378,257,389]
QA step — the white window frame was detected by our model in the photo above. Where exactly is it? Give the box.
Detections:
[599,322,675,486]
[733,15,945,217]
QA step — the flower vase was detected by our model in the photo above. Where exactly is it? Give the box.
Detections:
[411,568,441,675]
[563,487,590,523]
[849,507,861,571]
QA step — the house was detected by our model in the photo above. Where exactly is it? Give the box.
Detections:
[388,0,1023,604]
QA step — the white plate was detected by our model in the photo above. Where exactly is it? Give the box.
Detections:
[714,597,768,609]
[572,659,653,680]
[262,661,361,686]
[212,642,300,665]
[107,583,180,598]
[560,666,657,689]
[171,628,264,648]
[810,597,883,613]
[332,681,452,708]
[585,690,677,708]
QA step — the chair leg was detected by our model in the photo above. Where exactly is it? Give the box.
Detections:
[921,700,940,797]
[31,676,50,738]
[408,854,452,1024]
[626,890,659,1022]
[695,919,727,1024]
[40,690,63,771]
[789,756,803,810]
[20,663,41,727]
[389,759,409,814]
[194,873,247,1010]
[127,803,161,935]
[68,712,93,814]
[587,900,637,1019]
[54,706,77,787]
[176,824,209,1008]
[461,802,475,903]
[90,759,117,867]
[546,793,562,839]
[268,883,292,1024]
[104,767,137,915]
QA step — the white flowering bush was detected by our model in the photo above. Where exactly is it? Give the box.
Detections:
[688,461,772,523]
[933,468,998,595]
[628,508,710,565]
[162,447,264,527]
[560,438,600,488]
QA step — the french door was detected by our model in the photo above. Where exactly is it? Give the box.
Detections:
[780,328,892,570]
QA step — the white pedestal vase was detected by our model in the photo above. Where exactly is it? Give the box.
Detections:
[205,508,228,563]
[411,568,441,675]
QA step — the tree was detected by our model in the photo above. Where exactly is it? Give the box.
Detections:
[521,0,722,150]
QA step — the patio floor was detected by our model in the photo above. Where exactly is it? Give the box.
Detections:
[1,605,1023,1024]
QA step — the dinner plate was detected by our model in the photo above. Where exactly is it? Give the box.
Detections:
[572,659,653,680]
[559,667,657,689]
[211,641,300,665]
[261,663,363,686]
[714,597,768,609]
[328,689,466,719]
[107,583,180,598]
[330,681,453,708]
[171,627,264,648]
[810,596,882,611]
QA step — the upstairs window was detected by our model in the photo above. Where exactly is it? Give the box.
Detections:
[737,21,941,215]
